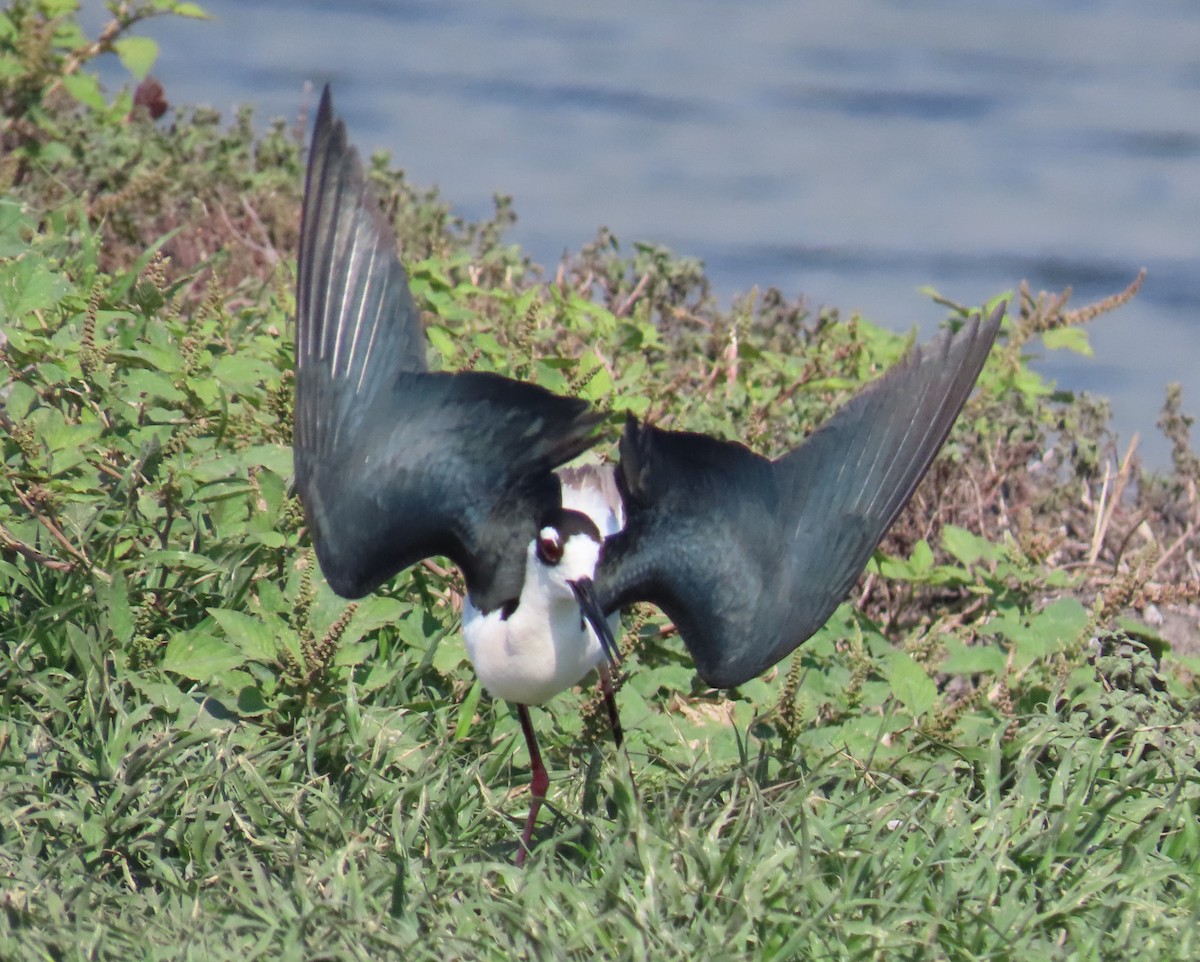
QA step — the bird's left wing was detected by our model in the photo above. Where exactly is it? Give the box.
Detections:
[294,87,601,609]
[594,305,1002,688]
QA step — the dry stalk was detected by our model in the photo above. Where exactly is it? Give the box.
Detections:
[1088,433,1139,565]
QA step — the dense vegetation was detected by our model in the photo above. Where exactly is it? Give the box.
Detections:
[1,3,1198,959]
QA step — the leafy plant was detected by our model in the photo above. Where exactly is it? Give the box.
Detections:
[1,4,1199,959]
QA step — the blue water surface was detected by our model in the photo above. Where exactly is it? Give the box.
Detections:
[81,0,1200,466]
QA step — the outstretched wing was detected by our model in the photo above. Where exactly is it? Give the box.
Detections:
[595,305,1002,688]
[294,87,601,610]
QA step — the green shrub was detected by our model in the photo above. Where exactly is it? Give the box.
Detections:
[1,4,1198,959]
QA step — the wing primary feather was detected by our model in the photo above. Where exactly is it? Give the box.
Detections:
[355,256,388,395]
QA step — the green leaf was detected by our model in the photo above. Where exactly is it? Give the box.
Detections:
[60,73,107,111]
[108,342,185,376]
[208,608,279,661]
[1042,326,1093,356]
[162,629,245,681]
[139,550,228,574]
[118,368,186,405]
[908,539,934,574]
[114,36,159,81]
[454,681,483,740]
[0,54,24,80]
[358,659,403,695]
[101,573,134,644]
[995,597,1089,669]
[471,332,506,359]
[578,355,614,401]
[171,2,212,19]
[1010,366,1053,398]
[239,443,294,478]
[887,651,937,718]
[236,686,269,715]
[4,381,37,420]
[213,353,274,393]
[252,530,286,549]
[635,663,696,696]
[431,630,468,675]
[1,259,70,316]
[1032,597,1089,647]
[942,525,994,567]
[343,595,408,638]
[127,675,193,713]
[0,199,30,257]
[942,639,1006,675]
[332,640,374,669]
[426,325,457,359]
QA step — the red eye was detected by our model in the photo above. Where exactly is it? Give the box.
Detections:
[536,530,563,565]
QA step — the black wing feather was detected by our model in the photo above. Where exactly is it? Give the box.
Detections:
[294,87,601,610]
[596,305,1002,688]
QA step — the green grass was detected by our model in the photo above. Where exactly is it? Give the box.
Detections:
[3,645,1198,960]
[2,3,1199,960]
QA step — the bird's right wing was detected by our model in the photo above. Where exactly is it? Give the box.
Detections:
[595,306,1002,689]
[294,87,601,610]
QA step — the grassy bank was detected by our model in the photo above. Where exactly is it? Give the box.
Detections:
[1,4,1199,960]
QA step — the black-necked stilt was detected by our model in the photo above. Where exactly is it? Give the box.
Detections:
[294,87,1002,865]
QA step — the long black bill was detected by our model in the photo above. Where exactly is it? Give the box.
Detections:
[570,577,622,667]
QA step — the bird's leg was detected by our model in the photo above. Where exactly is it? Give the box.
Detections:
[515,704,549,867]
[598,663,638,810]
[598,662,624,749]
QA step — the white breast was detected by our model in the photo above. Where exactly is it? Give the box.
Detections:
[462,462,624,706]
[462,552,615,705]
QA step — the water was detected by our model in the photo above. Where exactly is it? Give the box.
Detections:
[82,0,1199,466]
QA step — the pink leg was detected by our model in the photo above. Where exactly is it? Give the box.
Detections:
[515,704,549,867]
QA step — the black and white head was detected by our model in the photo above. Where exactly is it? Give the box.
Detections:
[534,509,603,584]
[533,508,620,664]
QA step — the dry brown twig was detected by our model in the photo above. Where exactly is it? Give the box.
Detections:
[0,521,77,572]
[1088,434,1139,565]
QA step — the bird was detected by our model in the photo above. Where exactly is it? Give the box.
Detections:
[293,86,1003,865]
